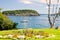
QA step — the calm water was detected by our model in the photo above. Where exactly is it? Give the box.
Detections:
[8,15,60,29]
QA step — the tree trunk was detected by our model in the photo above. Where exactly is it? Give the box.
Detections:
[48,0,54,28]
[50,24,54,28]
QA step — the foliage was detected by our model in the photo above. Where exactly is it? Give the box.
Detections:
[0,29,59,40]
[0,8,2,12]
[0,12,17,30]
[2,9,40,16]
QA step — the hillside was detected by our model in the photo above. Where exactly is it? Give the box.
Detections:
[2,10,40,16]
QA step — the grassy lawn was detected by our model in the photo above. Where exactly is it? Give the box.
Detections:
[0,29,60,40]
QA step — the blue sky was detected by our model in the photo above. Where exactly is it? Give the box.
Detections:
[0,0,60,14]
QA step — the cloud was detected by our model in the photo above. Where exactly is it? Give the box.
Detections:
[18,0,32,4]
[18,0,60,5]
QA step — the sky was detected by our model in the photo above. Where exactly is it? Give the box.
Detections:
[0,0,60,14]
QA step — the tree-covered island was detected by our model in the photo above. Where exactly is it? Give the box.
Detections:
[2,10,40,16]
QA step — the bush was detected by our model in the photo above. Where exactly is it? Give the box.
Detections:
[0,12,18,30]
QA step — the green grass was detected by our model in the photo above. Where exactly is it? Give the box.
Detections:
[0,39,12,40]
[0,29,60,40]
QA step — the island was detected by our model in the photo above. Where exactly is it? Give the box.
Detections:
[2,10,40,16]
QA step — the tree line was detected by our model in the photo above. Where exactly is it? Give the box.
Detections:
[2,10,40,16]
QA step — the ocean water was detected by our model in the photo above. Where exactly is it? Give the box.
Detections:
[8,14,60,29]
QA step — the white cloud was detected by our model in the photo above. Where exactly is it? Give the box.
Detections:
[18,0,32,4]
[18,0,60,4]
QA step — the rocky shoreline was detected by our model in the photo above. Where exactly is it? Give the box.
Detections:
[4,13,40,16]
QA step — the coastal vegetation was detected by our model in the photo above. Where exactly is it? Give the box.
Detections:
[0,29,60,40]
[0,12,18,30]
[2,10,40,16]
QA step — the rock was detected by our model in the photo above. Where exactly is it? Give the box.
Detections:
[35,35,44,38]
[17,35,25,38]
[8,34,13,38]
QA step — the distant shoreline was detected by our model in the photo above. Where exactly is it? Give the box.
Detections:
[5,14,40,16]
[2,9,40,16]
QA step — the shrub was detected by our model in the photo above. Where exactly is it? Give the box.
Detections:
[0,12,18,30]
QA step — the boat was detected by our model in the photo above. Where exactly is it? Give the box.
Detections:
[21,20,29,23]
